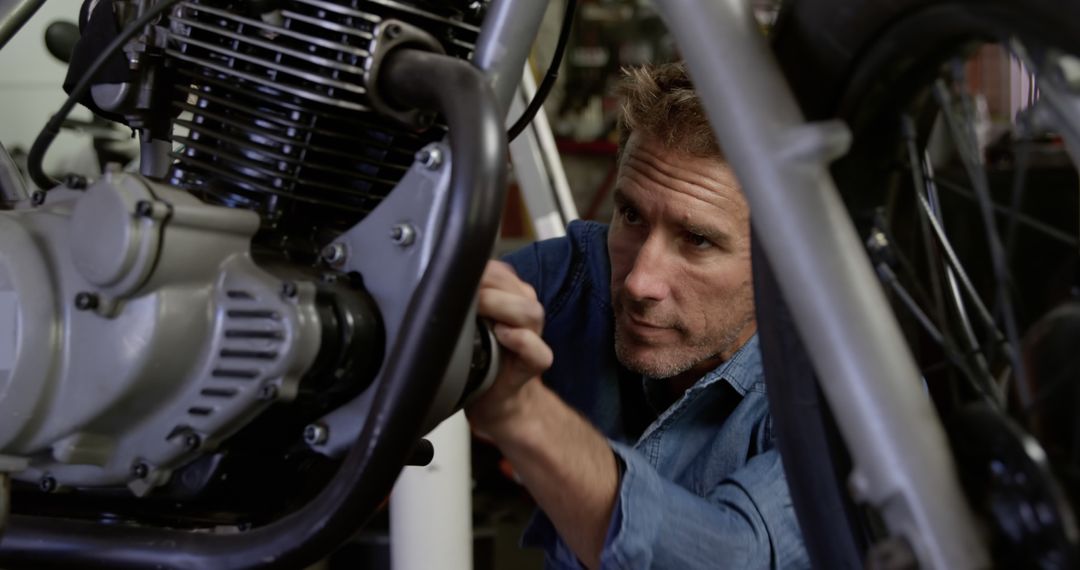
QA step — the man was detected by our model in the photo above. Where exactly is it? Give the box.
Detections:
[467,62,808,569]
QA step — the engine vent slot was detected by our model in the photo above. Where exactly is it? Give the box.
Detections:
[165,0,484,248]
[211,368,261,380]
[220,349,279,360]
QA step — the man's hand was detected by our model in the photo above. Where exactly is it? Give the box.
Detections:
[465,261,618,569]
[466,260,554,438]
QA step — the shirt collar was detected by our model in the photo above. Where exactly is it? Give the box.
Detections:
[697,334,762,396]
[642,333,762,399]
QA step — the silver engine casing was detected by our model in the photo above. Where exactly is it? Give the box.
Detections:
[0,167,321,494]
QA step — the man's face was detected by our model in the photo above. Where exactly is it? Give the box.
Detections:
[608,132,756,380]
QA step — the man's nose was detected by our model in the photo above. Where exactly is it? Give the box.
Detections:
[623,235,671,302]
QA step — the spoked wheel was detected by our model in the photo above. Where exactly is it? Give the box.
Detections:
[764,1,1080,567]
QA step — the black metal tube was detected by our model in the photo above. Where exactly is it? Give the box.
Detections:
[0,49,507,569]
[0,0,45,52]
[752,231,866,570]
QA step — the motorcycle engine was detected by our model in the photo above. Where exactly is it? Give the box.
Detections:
[0,0,492,527]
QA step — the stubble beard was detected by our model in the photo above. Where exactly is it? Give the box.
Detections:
[612,306,754,380]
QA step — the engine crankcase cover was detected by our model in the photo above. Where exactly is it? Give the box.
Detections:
[0,173,322,494]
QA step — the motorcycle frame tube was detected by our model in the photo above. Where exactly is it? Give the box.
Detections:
[0,50,507,570]
[653,0,990,568]
[472,0,550,119]
[0,0,44,52]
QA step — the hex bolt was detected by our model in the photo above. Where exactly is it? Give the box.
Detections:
[63,174,88,190]
[321,243,346,265]
[39,476,57,493]
[416,112,436,129]
[135,200,154,218]
[132,462,149,479]
[281,281,298,299]
[415,146,443,170]
[865,230,889,256]
[184,433,201,451]
[258,384,278,401]
[385,23,402,39]
[304,423,328,446]
[74,292,100,311]
[30,191,46,206]
[390,223,416,246]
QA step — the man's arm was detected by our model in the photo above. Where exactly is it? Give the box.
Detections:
[479,380,619,569]
[467,261,807,570]
[467,260,618,568]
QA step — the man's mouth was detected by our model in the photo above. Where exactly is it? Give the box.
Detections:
[627,314,667,329]
[618,312,679,343]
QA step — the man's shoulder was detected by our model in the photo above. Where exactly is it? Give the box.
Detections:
[502,220,611,313]
[504,220,608,265]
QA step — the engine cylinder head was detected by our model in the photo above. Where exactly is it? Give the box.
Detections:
[165,0,485,250]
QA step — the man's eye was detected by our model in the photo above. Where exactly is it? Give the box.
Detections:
[620,206,642,225]
[686,232,713,249]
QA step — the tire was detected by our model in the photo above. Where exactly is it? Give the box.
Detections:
[762,2,1080,568]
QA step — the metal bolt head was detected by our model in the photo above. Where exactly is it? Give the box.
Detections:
[303,423,328,445]
[281,281,298,299]
[390,223,416,246]
[415,146,443,169]
[30,191,46,206]
[74,292,100,311]
[63,174,88,189]
[39,476,57,493]
[257,384,278,401]
[416,112,436,129]
[132,462,149,479]
[135,200,154,218]
[321,243,346,265]
[865,230,889,255]
[385,23,402,39]
[184,433,201,450]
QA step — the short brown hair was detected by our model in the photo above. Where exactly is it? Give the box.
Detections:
[615,62,722,160]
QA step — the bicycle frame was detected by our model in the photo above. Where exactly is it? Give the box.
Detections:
[0,0,990,568]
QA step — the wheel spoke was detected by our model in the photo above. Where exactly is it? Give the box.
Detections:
[901,117,950,336]
[931,176,1078,249]
[896,116,1003,402]
[913,191,1004,347]
[932,76,1031,407]
[875,261,1000,404]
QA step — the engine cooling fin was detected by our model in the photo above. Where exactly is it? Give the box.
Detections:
[165,0,484,245]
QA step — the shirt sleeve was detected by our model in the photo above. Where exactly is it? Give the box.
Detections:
[523,440,807,570]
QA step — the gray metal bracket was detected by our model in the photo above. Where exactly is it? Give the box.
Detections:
[311,142,455,457]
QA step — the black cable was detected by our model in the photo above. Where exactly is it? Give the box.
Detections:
[506,0,576,143]
[27,0,182,191]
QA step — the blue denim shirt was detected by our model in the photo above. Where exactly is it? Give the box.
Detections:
[504,220,808,570]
